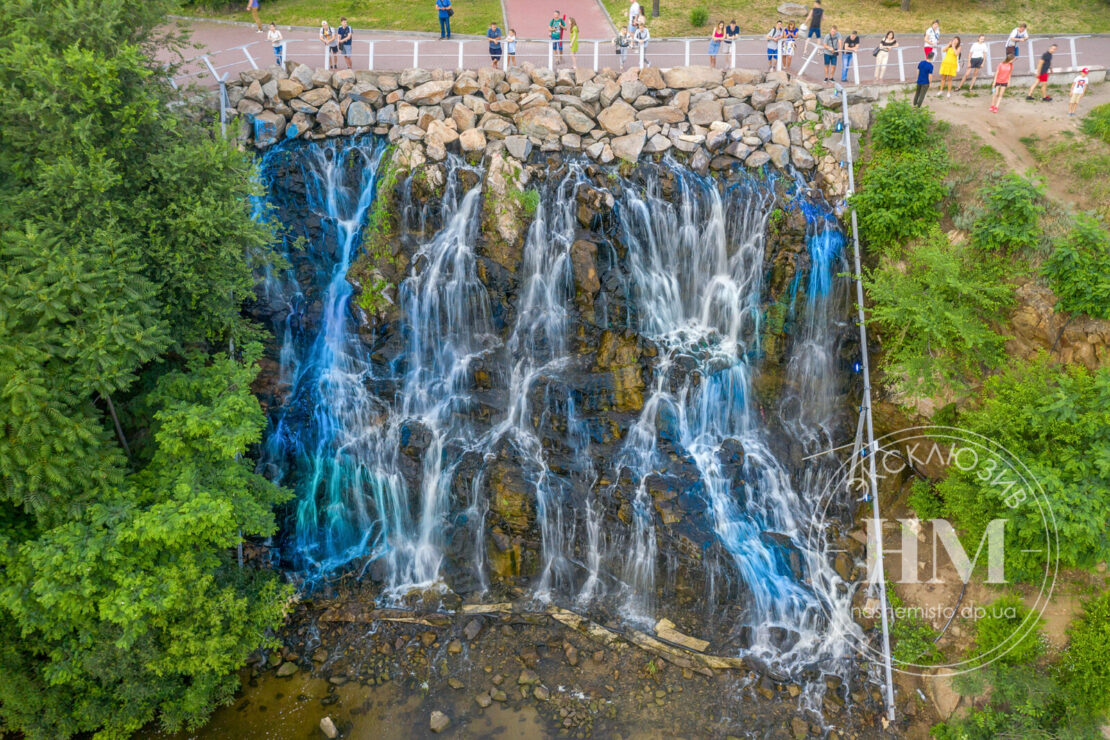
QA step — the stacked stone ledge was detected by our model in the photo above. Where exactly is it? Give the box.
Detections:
[226,62,875,198]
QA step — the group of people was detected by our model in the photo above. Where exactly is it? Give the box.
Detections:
[618,1,652,68]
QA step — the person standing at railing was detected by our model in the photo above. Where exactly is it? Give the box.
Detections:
[937,36,960,97]
[841,30,860,82]
[550,11,566,65]
[1006,23,1028,60]
[267,23,284,66]
[725,19,740,49]
[488,22,504,69]
[436,0,452,40]
[989,53,1015,113]
[821,26,840,82]
[628,0,642,34]
[336,18,353,70]
[782,22,798,77]
[320,20,338,70]
[766,21,784,72]
[569,18,580,69]
[956,35,986,91]
[709,21,725,69]
[506,29,518,67]
[247,0,262,33]
[615,27,631,70]
[873,31,897,83]
[633,20,650,67]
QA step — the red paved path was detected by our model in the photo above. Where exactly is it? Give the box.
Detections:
[502,0,615,45]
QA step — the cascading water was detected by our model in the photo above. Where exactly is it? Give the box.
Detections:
[255,141,863,693]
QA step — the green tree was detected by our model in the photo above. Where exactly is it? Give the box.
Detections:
[1042,216,1110,320]
[969,174,1045,255]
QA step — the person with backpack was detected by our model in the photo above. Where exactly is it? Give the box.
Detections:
[766,21,784,71]
[873,31,898,83]
[319,20,338,70]
[436,0,452,40]
[615,27,631,69]
[550,10,566,65]
[1026,43,1056,101]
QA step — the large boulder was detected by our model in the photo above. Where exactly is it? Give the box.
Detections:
[299,86,334,107]
[561,107,595,134]
[346,100,376,126]
[791,145,815,169]
[610,131,646,162]
[504,135,533,161]
[405,80,454,105]
[315,100,343,131]
[596,99,637,135]
[662,66,724,89]
[290,63,314,89]
[252,110,286,147]
[764,143,790,168]
[764,100,797,123]
[516,106,567,137]
[399,68,432,88]
[687,99,723,126]
[458,127,486,152]
[636,105,685,124]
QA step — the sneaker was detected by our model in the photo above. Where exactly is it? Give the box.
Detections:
[946,92,951,98]
[1026,95,1035,100]
[1042,96,1052,101]
[990,106,997,113]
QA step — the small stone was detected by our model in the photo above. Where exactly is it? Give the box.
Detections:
[275,661,298,677]
[534,685,550,701]
[421,631,437,647]
[491,689,508,702]
[564,643,579,666]
[429,710,450,733]
[475,692,493,708]
[464,619,483,641]
[446,639,463,654]
[790,715,809,738]
[319,715,338,739]
[312,648,328,663]
[448,678,465,689]
[518,668,540,685]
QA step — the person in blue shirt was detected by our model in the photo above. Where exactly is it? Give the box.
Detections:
[488,22,503,68]
[336,18,353,69]
[436,0,452,39]
[913,52,934,107]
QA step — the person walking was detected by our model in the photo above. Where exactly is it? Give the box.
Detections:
[822,26,840,82]
[267,23,284,66]
[803,0,823,48]
[766,21,784,71]
[633,20,650,66]
[989,53,1015,113]
[319,20,338,70]
[615,27,631,69]
[247,0,262,32]
[1026,43,1056,101]
[488,22,503,68]
[937,36,960,97]
[628,0,642,33]
[841,30,860,82]
[568,18,579,69]
[913,52,934,107]
[957,35,987,90]
[550,11,566,65]
[1006,23,1028,60]
[709,21,725,68]
[1068,68,1090,116]
[874,31,897,83]
[336,18,353,70]
[923,20,940,60]
[782,21,798,76]
[436,0,452,39]
[506,29,517,67]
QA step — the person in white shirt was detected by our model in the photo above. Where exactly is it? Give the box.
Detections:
[633,21,650,65]
[1006,23,1028,59]
[267,23,284,66]
[923,20,940,58]
[1068,68,1090,116]
[957,34,988,90]
[628,0,641,33]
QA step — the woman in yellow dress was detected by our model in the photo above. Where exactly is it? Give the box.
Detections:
[937,36,961,97]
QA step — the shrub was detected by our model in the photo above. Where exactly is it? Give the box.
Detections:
[1042,215,1110,320]
[1082,102,1110,145]
[937,357,1110,580]
[864,227,1014,394]
[871,100,935,152]
[968,594,1044,667]
[887,585,943,665]
[852,148,949,252]
[689,7,709,26]
[969,174,1045,255]
[907,479,945,520]
[1060,591,1110,716]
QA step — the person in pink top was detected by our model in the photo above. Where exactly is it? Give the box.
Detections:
[990,53,1015,113]
[708,21,725,68]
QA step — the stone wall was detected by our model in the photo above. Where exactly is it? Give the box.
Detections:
[224,62,871,198]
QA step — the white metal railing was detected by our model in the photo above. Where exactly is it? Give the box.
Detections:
[173,34,1096,89]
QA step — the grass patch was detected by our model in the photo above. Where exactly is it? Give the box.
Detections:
[1022,129,1110,221]
[599,0,1110,38]
[184,0,505,35]
[1081,102,1110,145]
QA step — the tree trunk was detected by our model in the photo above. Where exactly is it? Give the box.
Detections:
[103,393,131,459]
[901,0,910,10]
[652,0,659,18]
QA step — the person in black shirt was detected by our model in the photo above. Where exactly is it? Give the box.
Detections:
[805,0,823,40]
[1026,43,1056,101]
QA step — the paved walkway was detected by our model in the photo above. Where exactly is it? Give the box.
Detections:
[502,0,615,44]
[164,18,1106,91]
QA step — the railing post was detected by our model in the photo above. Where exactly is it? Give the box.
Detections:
[457,39,464,69]
[684,38,690,66]
[323,44,329,69]
[593,40,599,71]
[797,44,818,78]
[241,45,258,70]
[852,49,860,85]
[777,41,783,71]
[896,47,905,83]
[548,41,553,69]
[730,39,736,68]
[638,43,644,68]
[368,40,375,70]
[984,43,993,76]
[217,73,229,138]
[1068,36,1078,68]
[1027,38,1036,73]
[202,54,221,83]
[413,40,420,68]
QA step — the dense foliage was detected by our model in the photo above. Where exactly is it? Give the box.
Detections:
[968,174,1045,255]
[0,0,291,737]
[869,99,935,153]
[934,358,1110,580]
[851,148,949,251]
[1042,215,1110,320]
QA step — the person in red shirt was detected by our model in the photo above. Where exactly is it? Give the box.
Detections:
[990,53,1015,113]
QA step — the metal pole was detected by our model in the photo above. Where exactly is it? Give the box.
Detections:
[837,82,896,725]
[369,40,375,70]
[1027,38,1035,73]
[684,38,690,66]
[1068,36,1078,68]
[458,39,464,69]
[548,40,553,69]
[897,47,905,83]
[797,44,819,78]
[323,43,328,69]
[853,49,860,85]
[241,45,259,70]
[730,39,736,68]
[984,43,993,76]
[638,42,645,68]
[593,40,599,71]
[413,40,420,68]
[217,73,229,138]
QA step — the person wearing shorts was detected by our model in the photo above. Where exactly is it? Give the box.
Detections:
[804,0,823,40]
[336,18,353,69]
[1006,23,1028,59]
[488,22,503,68]
[319,20,338,70]
[822,26,840,82]
[923,20,939,59]
[766,21,783,70]
[1068,68,1089,116]
[958,34,987,90]
[989,53,1014,113]
[550,11,566,62]
[1026,43,1055,101]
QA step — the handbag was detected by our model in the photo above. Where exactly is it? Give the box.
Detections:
[447,8,454,15]
[872,46,880,57]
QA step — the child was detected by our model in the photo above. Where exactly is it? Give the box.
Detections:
[615,27,631,70]
[506,29,517,67]
[267,23,284,66]
[989,53,1015,113]
[633,21,650,66]
[1068,68,1090,116]
[1026,43,1056,101]
[913,52,934,108]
